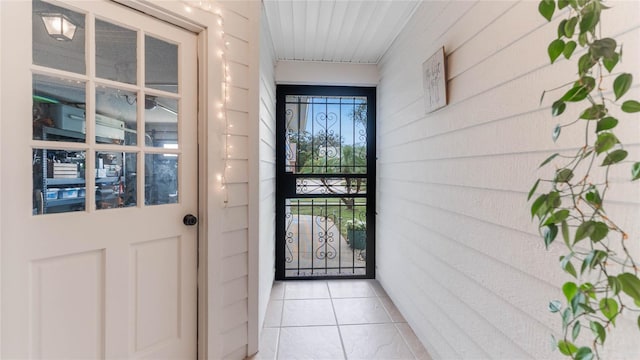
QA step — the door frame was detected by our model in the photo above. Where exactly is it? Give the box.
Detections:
[275,85,377,280]
[0,1,220,358]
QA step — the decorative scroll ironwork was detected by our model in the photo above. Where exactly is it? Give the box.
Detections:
[277,87,375,279]
[295,177,367,195]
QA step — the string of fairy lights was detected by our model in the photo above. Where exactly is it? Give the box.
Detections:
[184,1,232,205]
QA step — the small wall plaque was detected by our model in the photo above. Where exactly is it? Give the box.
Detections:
[422,47,447,113]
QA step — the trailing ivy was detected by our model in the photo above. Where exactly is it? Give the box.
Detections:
[534,0,640,358]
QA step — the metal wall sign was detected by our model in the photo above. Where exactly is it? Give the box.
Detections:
[275,85,376,280]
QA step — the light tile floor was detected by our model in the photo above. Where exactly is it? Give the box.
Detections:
[249,280,432,360]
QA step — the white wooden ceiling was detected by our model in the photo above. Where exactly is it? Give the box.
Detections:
[263,0,421,64]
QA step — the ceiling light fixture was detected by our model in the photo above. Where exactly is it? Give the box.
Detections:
[41,13,76,41]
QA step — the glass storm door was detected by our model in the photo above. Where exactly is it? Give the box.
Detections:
[1,1,198,358]
[276,85,376,279]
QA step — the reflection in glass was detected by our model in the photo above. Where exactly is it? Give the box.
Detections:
[96,152,137,210]
[95,86,137,145]
[145,35,178,93]
[33,148,86,215]
[96,19,137,84]
[33,74,86,142]
[145,96,178,148]
[145,154,178,205]
[33,0,86,74]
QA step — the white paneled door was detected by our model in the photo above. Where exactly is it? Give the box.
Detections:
[1,1,198,358]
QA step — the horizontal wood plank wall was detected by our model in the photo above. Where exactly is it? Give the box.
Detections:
[376,1,640,359]
[258,3,277,337]
[216,1,258,358]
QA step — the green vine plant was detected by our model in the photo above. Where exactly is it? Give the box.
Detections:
[532,0,640,359]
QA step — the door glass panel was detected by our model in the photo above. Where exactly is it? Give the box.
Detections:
[33,148,86,215]
[96,19,137,84]
[145,96,178,147]
[32,0,86,74]
[96,151,137,210]
[285,96,367,174]
[278,87,375,279]
[145,154,178,205]
[145,35,178,93]
[284,198,367,277]
[95,86,137,145]
[33,74,86,142]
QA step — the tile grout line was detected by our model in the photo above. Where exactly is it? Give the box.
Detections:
[328,281,350,360]
[395,323,419,360]
[274,282,286,360]
[373,280,420,360]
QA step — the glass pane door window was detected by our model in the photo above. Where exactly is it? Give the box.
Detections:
[276,86,376,279]
[31,0,182,215]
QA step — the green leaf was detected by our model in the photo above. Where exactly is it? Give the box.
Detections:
[565,17,578,38]
[585,190,602,207]
[548,39,565,63]
[602,149,628,166]
[557,19,567,38]
[544,210,569,226]
[638,315,640,331]
[580,283,596,299]
[590,222,608,242]
[528,179,541,200]
[599,298,619,324]
[632,162,640,181]
[562,78,594,102]
[578,32,587,47]
[579,6,600,34]
[575,347,594,360]
[561,221,571,247]
[603,52,619,72]
[552,124,561,142]
[561,256,578,277]
[549,299,563,313]
[580,104,607,120]
[621,100,640,113]
[563,282,578,303]
[572,321,581,341]
[539,0,556,21]
[590,38,617,59]
[595,133,618,154]
[590,321,606,344]
[539,153,559,168]
[562,308,572,330]
[618,273,640,303]
[581,250,607,273]
[608,276,622,296]
[558,0,569,9]
[575,221,596,243]
[552,100,566,116]
[544,224,558,249]
[613,73,633,100]
[547,191,561,209]
[578,53,596,75]
[558,340,577,356]
[555,168,574,182]
[563,41,577,58]
[571,292,586,316]
[531,194,548,219]
[596,117,618,132]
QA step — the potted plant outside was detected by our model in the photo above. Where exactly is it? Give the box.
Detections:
[345,219,366,250]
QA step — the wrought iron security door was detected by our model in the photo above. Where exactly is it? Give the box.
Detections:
[276,86,376,279]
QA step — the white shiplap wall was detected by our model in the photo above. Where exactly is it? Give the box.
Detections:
[258,2,277,336]
[376,1,640,359]
[213,1,260,359]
